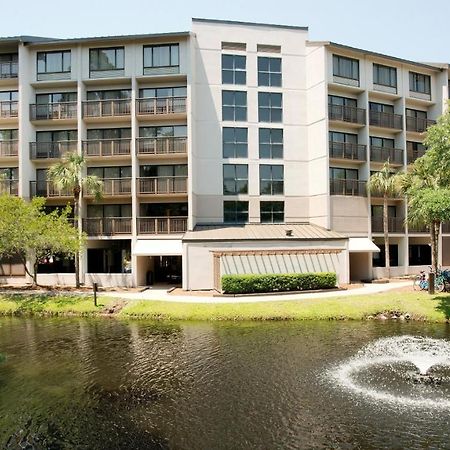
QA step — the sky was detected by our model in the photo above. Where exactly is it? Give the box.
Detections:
[4,0,450,63]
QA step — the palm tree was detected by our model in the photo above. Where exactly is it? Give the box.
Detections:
[367,161,402,279]
[47,152,102,287]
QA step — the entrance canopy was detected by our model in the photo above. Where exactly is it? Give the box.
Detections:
[134,239,182,256]
[348,238,380,253]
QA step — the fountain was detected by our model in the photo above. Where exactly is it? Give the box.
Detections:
[331,336,450,409]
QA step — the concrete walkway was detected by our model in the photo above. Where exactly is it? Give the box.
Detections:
[104,280,412,304]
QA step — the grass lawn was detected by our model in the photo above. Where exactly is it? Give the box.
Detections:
[0,291,449,322]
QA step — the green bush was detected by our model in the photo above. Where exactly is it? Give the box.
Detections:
[221,272,337,294]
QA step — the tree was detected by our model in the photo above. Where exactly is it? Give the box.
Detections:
[367,161,402,279]
[47,152,102,287]
[0,195,81,285]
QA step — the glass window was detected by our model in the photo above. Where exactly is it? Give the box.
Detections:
[86,89,131,101]
[139,86,187,98]
[87,128,131,140]
[329,167,358,180]
[258,57,282,87]
[373,63,397,88]
[260,164,284,195]
[222,54,246,85]
[258,92,282,123]
[143,44,179,68]
[89,47,124,72]
[36,92,77,104]
[370,136,394,148]
[139,164,187,177]
[222,127,248,158]
[406,108,427,119]
[409,72,431,94]
[260,201,284,223]
[37,51,71,75]
[223,164,248,195]
[0,91,18,102]
[328,95,357,108]
[222,91,247,121]
[259,128,283,158]
[139,125,187,138]
[88,204,131,218]
[0,129,18,140]
[0,167,18,179]
[223,200,248,223]
[329,131,357,144]
[369,102,394,114]
[87,166,131,179]
[36,130,77,142]
[333,54,359,81]
[140,202,188,217]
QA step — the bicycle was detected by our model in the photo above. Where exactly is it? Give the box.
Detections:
[413,267,445,292]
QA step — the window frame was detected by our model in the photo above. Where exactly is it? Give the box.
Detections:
[223,163,248,195]
[89,47,125,74]
[259,128,283,159]
[222,90,247,122]
[258,92,283,123]
[260,201,284,223]
[223,200,249,223]
[257,56,282,87]
[37,50,71,78]
[332,54,359,81]
[259,164,284,195]
[143,44,179,70]
[221,54,246,85]
[409,71,431,95]
[373,63,397,88]
[222,127,248,158]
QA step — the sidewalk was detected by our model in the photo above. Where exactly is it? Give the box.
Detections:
[104,280,412,304]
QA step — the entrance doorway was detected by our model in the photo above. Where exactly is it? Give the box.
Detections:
[154,256,182,284]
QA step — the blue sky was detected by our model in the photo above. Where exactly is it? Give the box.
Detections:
[6,0,450,63]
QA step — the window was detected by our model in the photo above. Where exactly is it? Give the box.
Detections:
[0,53,18,78]
[139,125,187,138]
[143,44,179,71]
[0,167,18,180]
[88,204,132,218]
[89,47,124,73]
[223,164,248,195]
[260,164,284,195]
[371,205,397,217]
[409,244,431,266]
[369,102,394,114]
[407,141,426,163]
[373,244,398,267]
[328,95,357,108]
[409,72,431,94]
[223,200,248,223]
[222,54,246,85]
[36,130,77,142]
[370,136,394,148]
[373,64,397,88]
[333,55,359,81]
[329,131,357,144]
[259,128,283,158]
[222,91,247,121]
[329,167,358,180]
[37,51,71,79]
[258,57,282,87]
[87,166,132,179]
[406,108,427,120]
[0,129,18,141]
[139,86,186,99]
[258,92,282,123]
[87,128,131,140]
[87,89,131,100]
[36,92,77,104]
[139,164,187,177]
[0,91,18,102]
[140,202,188,217]
[260,201,284,223]
[223,127,248,158]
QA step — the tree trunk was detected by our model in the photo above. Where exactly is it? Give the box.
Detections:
[74,187,81,288]
[383,195,390,279]
[431,220,440,275]
[33,260,38,286]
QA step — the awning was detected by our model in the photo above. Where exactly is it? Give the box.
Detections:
[348,238,380,253]
[133,239,182,256]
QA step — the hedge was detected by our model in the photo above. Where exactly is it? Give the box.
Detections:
[221,272,337,294]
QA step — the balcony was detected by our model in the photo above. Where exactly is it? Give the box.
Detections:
[408,224,428,233]
[371,216,404,233]
[136,96,187,118]
[406,117,436,133]
[330,179,367,196]
[370,146,404,166]
[137,176,188,195]
[0,101,18,120]
[30,181,72,198]
[30,141,77,160]
[0,179,18,196]
[82,217,132,236]
[370,187,403,200]
[369,111,403,130]
[407,147,426,164]
[83,139,131,158]
[30,102,77,122]
[328,104,366,126]
[0,140,18,158]
[137,217,188,234]
[137,137,187,157]
[95,178,132,196]
[329,141,366,162]
[82,99,131,119]
[0,62,18,79]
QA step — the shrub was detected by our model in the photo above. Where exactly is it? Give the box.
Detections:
[221,272,337,294]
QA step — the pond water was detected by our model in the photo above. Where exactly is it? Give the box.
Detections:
[0,318,449,449]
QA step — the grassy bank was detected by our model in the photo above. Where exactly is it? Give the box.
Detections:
[1,291,448,322]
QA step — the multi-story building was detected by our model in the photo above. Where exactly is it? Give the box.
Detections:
[0,18,448,289]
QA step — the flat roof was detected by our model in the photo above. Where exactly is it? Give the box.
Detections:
[183,223,346,242]
[192,18,308,31]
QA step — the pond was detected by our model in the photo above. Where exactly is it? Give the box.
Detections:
[0,318,449,449]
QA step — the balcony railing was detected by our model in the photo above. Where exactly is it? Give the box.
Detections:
[371,216,404,233]
[30,102,77,121]
[0,101,18,118]
[30,141,77,160]
[407,147,426,164]
[137,176,188,195]
[83,139,131,157]
[137,137,187,156]
[328,104,366,125]
[369,111,403,130]
[330,179,367,196]
[0,140,18,157]
[370,146,404,165]
[0,61,18,79]
[96,178,132,196]
[30,181,72,198]
[137,217,188,234]
[0,179,18,195]
[82,99,131,118]
[406,116,436,133]
[329,141,366,161]
[82,217,132,236]
[136,96,187,116]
